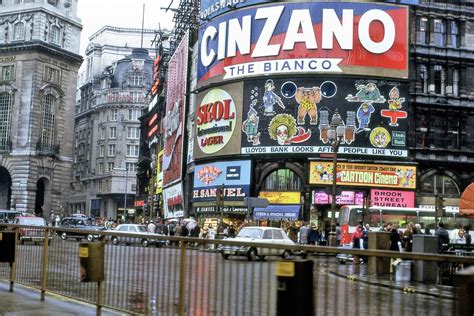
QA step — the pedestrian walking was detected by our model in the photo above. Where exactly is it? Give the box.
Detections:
[389,224,402,252]
[299,223,308,245]
[308,223,319,245]
[335,223,342,246]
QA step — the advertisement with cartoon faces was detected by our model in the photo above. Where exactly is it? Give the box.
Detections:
[241,78,409,158]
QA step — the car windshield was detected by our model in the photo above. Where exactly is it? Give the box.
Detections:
[237,228,263,239]
[137,226,148,233]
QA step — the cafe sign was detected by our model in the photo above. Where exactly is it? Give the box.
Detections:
[309,162,416,189]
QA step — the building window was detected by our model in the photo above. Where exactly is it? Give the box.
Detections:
[97,180,103,192]
[450,20,458,48]
[109,126,116,139]
[110,109,118,121]
[417,17,428,44]
[262,169,302,191]
[100,127,105,140]
[453,69,459,97]
[126,162,137,172]
[98,163,104,175]
[132,92,141,102]
[41,94,56,147]
[107,162,115,172]
[108,144,115,156]
[421,174,460,197]
[126,144,139,157]
[433,65,445,95]
[130,75,142,86]
[433,19,445,46]
[0,92,12,149]
[44,66,61,85]
[99,145,104,157]
[127,127,140,139]
[13,22,25,41]
[0,65,14,81]
[128,109,140,120]
[50,25,60,45]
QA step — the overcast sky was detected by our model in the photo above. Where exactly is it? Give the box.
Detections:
[77,0,177,55]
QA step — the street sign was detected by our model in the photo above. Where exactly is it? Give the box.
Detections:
[243,197,269,208]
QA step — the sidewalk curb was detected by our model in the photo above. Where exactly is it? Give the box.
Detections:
[329,271,454,300]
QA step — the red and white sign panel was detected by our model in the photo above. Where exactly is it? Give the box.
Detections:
[370,189,415,208]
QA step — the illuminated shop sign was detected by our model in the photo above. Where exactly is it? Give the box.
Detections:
[259,191,300,204]
[241,77,408,158]
[309,162,416,189]
[196,88,237,154]
[196,206,248,213]
[200,0,270,21]
[370,189,415,207]
[192,160,251,202]
[312,191,364,205]
[198,2,408,85]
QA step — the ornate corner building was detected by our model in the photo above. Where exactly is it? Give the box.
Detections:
[0,0,82,217]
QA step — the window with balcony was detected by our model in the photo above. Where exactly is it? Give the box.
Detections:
[0,92,12,150]
[126,144,139,157]
[0,65,14,81]
[108,144,115,156]
[109,126,116,139]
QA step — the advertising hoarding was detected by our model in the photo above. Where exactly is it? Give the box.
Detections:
[198,2,408,86]
[309,161,416,189]
[200,0,271,21]
[163,182,184,219]
[163,31,189,186]
[312,191,364,205]
[259,191,300,204]
[241,77,408,158]
[194,82,243,159]
[192,160,252,202]
[370,189,415,207]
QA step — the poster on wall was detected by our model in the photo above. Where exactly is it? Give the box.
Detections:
[241,77,408,157]
[163,31,189,186]
[192,160,251,202]
[312,191,364,205]
[309,162,416,189]
[370,189,415,207]
[163,182,184,219]
[194,82,243,159]
[198,2,408,87]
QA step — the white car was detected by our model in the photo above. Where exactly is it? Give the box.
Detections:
[109,224,165,247]
[221,226,295,261]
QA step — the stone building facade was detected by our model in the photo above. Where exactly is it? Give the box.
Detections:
[0,0,82,217]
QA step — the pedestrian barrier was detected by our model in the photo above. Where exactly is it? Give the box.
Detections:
[0,224,474,315]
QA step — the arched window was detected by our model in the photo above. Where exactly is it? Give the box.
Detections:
[49,25,60,45]
[0,92,12,150]
[421,174,460,197]
[41,94,56,147]
[14,22,25,41]
[263,168,302,191]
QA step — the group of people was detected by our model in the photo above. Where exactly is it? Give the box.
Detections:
[285,222,330,245]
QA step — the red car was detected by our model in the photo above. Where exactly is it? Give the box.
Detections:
[13,216,51,245]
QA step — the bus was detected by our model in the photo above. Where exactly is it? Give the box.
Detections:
[338,205,474,245]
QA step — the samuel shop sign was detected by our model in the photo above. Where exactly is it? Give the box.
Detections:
[196,88,237,154]
[309,162,416,189]
[198,2,408,85]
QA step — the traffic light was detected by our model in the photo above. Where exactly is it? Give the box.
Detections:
[435,195,445,218]
[143,203,149,216]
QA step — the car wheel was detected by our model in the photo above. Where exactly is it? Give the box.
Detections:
[60,232,68,240]
[281,250,291,260]
[221,252,230,260]
[141,239,149,247]
[86,234,94,242]
[247,248,257,262]
[111,237,119,245]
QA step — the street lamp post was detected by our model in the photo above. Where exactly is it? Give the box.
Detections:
[327,109,345,244]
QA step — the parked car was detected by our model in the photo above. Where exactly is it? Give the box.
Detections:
[13,216,52,245]
[108,224,166,247]
[221,226,295,261]
[57,217,105,241]
[0,210,23,224]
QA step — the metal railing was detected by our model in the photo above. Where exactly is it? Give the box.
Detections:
[1,224,474,315]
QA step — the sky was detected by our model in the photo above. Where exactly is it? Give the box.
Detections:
[77,0,177,55]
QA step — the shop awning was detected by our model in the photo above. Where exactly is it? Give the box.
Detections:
[253,205,300,221]
[460,183,474,218]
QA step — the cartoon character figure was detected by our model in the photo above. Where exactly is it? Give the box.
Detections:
[268,114,311,145]
[242,107,260,144]
[381,86,407,126]
[356,102,375,133]
[295,86,321,125]
[346,82,386,103]
[370,127,391,148]
[261,79,285,116]
[403,169,414,188]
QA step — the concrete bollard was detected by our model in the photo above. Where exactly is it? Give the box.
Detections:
[368,232,391,275]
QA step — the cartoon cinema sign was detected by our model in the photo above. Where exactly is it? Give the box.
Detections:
[198,2,408,84]
[196,88,237,154]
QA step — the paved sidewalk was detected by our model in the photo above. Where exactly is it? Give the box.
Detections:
[0,281,125,316]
